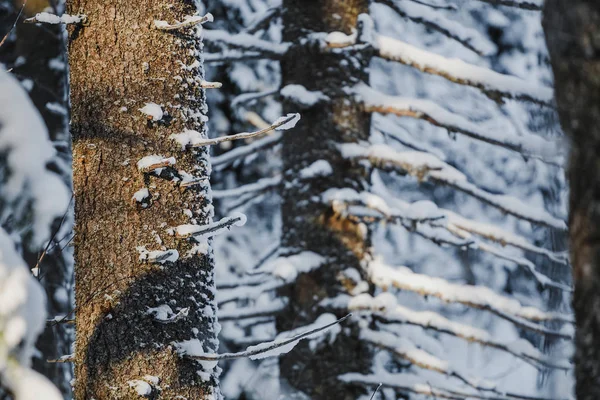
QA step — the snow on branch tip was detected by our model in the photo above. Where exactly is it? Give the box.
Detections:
[171,113,300,148]
[24,12,87,25]
[154,13,213,31]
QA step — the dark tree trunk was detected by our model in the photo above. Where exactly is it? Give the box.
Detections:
[66,1,218,398]
[278,1,373,399]
[543,1,600,399]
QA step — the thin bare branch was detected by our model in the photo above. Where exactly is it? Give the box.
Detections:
[187,314,350,361]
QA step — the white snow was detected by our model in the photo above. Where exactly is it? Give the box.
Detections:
[375,34,553,104]
[137,155,176,171]
[139,103,164,121]
[27,12,86,24]
[280,85,329,107]
[132,188,150,202]
[299,160,333,179]
[137,246,179,264]
[274,113,301,131]
[128,380,152,396]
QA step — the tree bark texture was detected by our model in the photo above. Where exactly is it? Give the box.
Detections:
[66,1,218,398]
[543,1,600,398]
[1,0,73,396]
[278,1,373,399]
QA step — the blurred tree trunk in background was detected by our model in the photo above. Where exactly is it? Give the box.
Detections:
[278,1,373,399]
[0,0,72,396]
[544,1,600,399]
[66,1,219,398]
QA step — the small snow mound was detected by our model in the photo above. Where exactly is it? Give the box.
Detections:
[139,103,163,121]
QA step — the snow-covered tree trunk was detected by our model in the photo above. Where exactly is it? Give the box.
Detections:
[66,1,219,398]
[543,1,600,399]
[278,1,373,398]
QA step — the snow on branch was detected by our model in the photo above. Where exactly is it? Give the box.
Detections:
[340,143,566,230]
[213,176,281,199]
[137,155,176,173]
[361,328,553,399]
[365,259,572,326]
[340,372,564,400]
[172,114,300,148]
[375,34,553,105]
[203,29,290,59]
[322,188,570,290]
[154,13,213,31]
[24,12,87,25]
[219,299,287,321]
[353,84,561,165]
[348,294,572,368]
[252,252,327,282]
[212,132,281,171]
[245,7,281,34]
[182,314,350,361]
[175,213,247,239]
[375,0,495,56]
[217,279,285,306]
[473,0,543,10]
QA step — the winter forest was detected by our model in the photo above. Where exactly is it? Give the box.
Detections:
[1,0,599,399]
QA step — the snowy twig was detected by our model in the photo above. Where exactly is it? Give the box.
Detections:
[245,7,281,34]
[375,0,494,56]
[137,155,176,173]
[353,84,562,165]
[340,373,566,400]
[406,0,457,10]
[341,143,566,230]
[360,307,571,368]
[176,113,300,148]
[24,12,87,25]
[213,176,281,199]
[374,34,553,106]
[219,300,287,321]
[201,80,222,89]
[47,354,74,363]
[187,314,350,361]
[472,0,543,10]
[203,29,290,59]
[364,260,572,326]
[362,328,559,399]
[204,51,270,63]
[154,13,213,31]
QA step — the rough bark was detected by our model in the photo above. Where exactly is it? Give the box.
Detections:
[278,1,373,399]
[543,1,600,399]
[0,0,73,396]
[66,1,218,398]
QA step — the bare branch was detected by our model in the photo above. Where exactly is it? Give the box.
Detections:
[186,314,350,361]
[173,114,299,148]
[175,214,246,239]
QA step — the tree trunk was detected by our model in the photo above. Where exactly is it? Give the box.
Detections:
[66,1,219,398]
[278,1,373,399]
[543,1,600,399]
